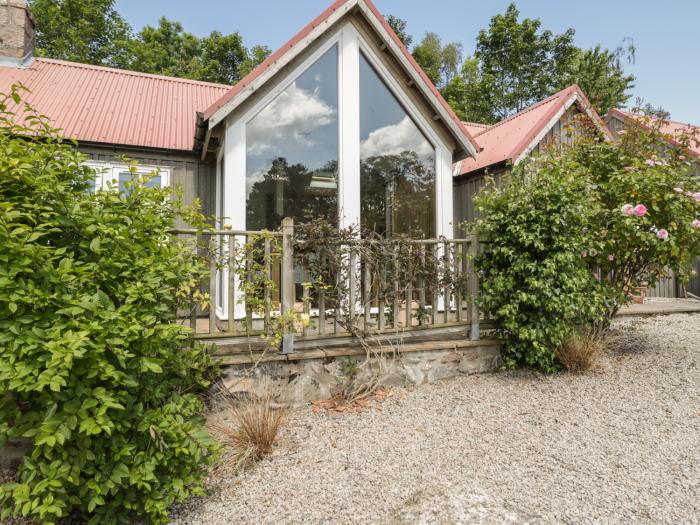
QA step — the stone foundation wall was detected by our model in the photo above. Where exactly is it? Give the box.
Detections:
[222,342,502,406]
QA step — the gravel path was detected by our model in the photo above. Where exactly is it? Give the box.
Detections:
[175,313,697,524]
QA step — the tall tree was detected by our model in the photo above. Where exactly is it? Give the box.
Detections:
[127,18,267,84]
[565,44,635,117]
[412,32,463,90]
[385,14,413,48]
[29,1,269,85]
[240,44,272,78]
[29,0,133,67]
[473,3,577,120]
[128,17,202,79]
[445,3,635,123]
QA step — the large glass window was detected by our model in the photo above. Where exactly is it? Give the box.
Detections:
[360,54,436,238]
[245,45,339,230]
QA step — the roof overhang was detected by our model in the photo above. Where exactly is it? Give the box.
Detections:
[202,0,479,160]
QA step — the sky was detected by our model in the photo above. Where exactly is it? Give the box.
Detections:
[114,0,700,124]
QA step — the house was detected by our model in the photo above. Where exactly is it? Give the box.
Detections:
[452,84,612,229]
[0,0,479,242]
[0,0,485,327]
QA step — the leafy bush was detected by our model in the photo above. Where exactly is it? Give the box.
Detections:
[475,157,606,371]
[475,113,700,372]
[571,119,700,319]
[0,86,217,524]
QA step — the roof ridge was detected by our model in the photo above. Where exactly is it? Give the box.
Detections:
[481,85,576,134]
[34,57,232,90]
[613,108,699,130]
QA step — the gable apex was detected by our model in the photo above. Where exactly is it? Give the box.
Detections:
[203,0,479,159]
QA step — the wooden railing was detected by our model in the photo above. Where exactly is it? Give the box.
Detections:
[172,219,485,351]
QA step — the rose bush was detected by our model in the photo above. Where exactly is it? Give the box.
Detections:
[571,117,700,319]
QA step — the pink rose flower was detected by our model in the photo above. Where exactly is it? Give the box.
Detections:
[608,254,614,261]
[621,204,634,216]
[693,219,700,229]
[674,187,684,193]
[657,229,669,240]
[694,192,700,202]
[634,204,647,217]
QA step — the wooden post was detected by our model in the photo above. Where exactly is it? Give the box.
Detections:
[190,237,198,333]
[469,234,480,340]
[208,236,217,335]
[281,218,295,354]
[227,235,236,333]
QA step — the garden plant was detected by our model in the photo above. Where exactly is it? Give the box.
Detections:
[476,115,700,371]
[0,86,218,525]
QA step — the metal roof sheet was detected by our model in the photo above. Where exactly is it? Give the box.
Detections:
[606,108,700,157]
[0,57,230,151]
[455,85,610,177]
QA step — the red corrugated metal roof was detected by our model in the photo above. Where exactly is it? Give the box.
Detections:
[462,121,492,137]
[606,108,700,157]
[455,85,610,177]
[202,0,480,157]
[0,57,230,151]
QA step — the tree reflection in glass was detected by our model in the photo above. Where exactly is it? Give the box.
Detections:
[246,45,339,230]
[360,53,436,238]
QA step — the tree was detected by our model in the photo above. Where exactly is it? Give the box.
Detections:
[240,44,272,78]
[445,3,635,123]
[412,32,463,90]
[29,1,269,84]
[385,14,413,48]
[29,0,134,67]
[128,17,202,79]
[474,3,577,120]
[565,44,635,117]
[442,57,494,123]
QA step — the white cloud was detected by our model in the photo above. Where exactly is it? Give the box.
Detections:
[247,83,336,156]
[360,116,434,160]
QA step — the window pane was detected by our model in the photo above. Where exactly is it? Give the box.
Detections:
[246,45,338,230]
[360,54,435,238]
[118,171,161,194]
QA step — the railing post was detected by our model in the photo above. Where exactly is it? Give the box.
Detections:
[281,217,295,354]
[469,234,480,340]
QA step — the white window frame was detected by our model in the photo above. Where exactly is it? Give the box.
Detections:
[219,20,455,319]
[84,160,171,192]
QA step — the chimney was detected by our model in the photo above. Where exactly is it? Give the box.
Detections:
[0,0,35,67]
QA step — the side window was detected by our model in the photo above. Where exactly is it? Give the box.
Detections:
[83,161,170,195]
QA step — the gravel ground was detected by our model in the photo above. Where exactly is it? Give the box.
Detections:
[2,313,697,524]
[172,313,700,525]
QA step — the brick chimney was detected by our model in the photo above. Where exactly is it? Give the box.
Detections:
[0,0,35,67]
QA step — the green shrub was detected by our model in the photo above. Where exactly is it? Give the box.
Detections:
[475,157,605,371]
[571,121,700,320]
[0,86,217,524]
